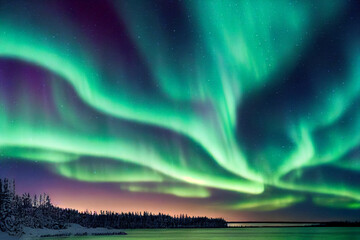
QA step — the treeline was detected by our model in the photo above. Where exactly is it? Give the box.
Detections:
[318,221,360,227]
[0,178,226,235]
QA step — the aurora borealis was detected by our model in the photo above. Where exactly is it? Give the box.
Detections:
[0,0,360,221]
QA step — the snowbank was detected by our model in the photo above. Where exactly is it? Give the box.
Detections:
[0,231,20,240]
[1,224,127,240]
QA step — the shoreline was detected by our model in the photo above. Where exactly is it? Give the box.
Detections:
[1,224,127,240]
[2,224,359,240]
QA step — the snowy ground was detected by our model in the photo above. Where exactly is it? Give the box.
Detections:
[0,231,20,240]
[1,224,127,239]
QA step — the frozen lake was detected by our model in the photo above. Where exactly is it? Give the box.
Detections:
[38,227,360,240]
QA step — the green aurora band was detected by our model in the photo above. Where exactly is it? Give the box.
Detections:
[0,0,359,212]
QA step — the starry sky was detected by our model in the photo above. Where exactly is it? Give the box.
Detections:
[0,0,360,221]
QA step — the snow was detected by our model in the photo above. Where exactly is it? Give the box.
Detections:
[1,224,126,240]
[0,231,20,240]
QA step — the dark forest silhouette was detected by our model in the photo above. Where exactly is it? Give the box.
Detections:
[0,178,227,236]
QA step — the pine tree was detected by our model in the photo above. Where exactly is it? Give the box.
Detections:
[45,194,51,208]
[0,179,22,235]
[33,194,37,207]
[0,179,3,209]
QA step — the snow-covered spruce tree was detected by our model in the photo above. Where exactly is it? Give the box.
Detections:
[0,179,22,236]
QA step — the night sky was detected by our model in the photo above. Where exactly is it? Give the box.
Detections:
[0,0,360,221]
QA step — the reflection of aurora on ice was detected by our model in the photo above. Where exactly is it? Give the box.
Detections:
[0,0,360,212]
